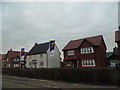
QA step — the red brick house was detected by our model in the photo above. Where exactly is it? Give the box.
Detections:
[2,54,6,68]
[62,35,107,68]
[115,25,120,60]
[0,54,2,70]
[3,49,28,68]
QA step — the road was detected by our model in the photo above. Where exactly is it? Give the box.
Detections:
[2,75,119,90]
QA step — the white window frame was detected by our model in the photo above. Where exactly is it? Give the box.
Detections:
[31,60,37,68]
[67,50,75,56]
[39,61,44,66]
[82,60,96,67]
[66,61,72,66]
[14,64,16,67]
[14,58,19,61]
[6,58,8,61]
[40,54,43,58]
[14,64,19,67]
[81,47,94,54]
[8,64,11,67]
[29,62,31,65]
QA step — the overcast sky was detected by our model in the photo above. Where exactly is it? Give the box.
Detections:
[1,2,119,58]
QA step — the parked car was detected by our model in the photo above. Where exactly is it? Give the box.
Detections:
[107,63,116,68]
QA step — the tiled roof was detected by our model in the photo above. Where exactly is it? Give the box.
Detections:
[106,52,113,57]
[107,47,119,57]
[62,35,106,50]
[5,50,28,60]
[27,42,49,55]
[107,54,119,60]
[2,54,6,60]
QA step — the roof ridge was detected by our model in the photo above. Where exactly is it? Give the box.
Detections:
[71,35,102,42]
[10,51,20,52]
[37,42,49,45]
[62,35,104,51]
[28,42,49,55]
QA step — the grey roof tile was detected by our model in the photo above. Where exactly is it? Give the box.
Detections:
[28,42,49,55]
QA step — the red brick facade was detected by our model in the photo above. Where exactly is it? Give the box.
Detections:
[62,35,107,68]
[2,49,28,68]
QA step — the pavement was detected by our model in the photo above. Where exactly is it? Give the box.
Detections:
[2,74,119,90]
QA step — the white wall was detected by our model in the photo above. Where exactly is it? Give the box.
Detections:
[26,53,47,68]
[47,45,60,68]
[26,44,61,68]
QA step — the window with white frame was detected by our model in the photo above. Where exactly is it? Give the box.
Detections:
[14,58,19,61]
[6,58,8,61]
[32,60,37,67]
[66,61,72,66]
[8,64,11,67]
[29,62,31,66]
[82,60,96,67]
[40,54,43,57]
[14,64,19,67]
[67,50,75,56]
[81,47,94,54]
[39,61,44,66]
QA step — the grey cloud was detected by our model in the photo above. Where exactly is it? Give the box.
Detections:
[2,2,118,55]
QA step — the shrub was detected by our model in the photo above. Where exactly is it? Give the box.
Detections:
[2,68,119,87]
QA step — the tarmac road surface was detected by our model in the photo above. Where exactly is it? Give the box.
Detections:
[2,75,119,90]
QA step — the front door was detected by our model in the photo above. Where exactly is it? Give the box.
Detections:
[73,61,77,68]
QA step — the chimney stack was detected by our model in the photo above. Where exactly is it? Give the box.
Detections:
[118,25,120,31]
[35,43,38,46]
[10,49,12,51]
[113,46,117,52]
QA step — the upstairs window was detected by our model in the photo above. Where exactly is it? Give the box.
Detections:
[89,47,94,53]
[40,54,43,57]
[81,47,94,54]
[14,58,19,61]
[67,50,75,56]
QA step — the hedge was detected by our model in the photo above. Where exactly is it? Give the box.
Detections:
[2,68,120,87]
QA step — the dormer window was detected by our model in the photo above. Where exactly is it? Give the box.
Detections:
[67,50,75,56]
[81,47,94,54]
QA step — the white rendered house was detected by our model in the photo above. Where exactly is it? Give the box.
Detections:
[26,42,61,68]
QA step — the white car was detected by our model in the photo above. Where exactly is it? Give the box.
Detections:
[108,63,116,68]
